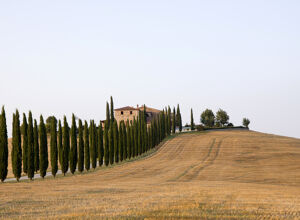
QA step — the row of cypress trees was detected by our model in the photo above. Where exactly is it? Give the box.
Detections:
[0,99,182,182]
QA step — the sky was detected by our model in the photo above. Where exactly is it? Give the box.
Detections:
[0,0,300,138]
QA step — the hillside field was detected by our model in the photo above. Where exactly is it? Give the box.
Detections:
[1,130,300,219]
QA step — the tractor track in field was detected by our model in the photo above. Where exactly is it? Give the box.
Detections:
[170,136,227,182]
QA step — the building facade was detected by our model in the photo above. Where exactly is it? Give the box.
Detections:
[114,105,161,125]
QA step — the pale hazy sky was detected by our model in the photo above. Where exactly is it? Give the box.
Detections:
[1,1,300,138]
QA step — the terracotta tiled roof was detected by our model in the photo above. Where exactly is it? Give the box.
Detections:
[138,105,161,113]
[114,106,138,111]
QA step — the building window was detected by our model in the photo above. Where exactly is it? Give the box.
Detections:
[121,111,123,115]
[130,111,132,115]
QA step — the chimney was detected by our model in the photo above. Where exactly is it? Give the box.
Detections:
[137,104,139,108]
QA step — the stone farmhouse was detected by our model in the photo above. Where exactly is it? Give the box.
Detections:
[114,105,161,125]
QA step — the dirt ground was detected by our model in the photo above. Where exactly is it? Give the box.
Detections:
[1,130,300,219]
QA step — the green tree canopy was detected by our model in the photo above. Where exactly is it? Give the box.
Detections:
[216,109,229,127]
[201,109,215,127]
[243,118,250,128]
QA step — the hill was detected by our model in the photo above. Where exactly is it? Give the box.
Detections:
[1,130,300,219]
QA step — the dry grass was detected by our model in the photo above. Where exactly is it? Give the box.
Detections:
[1,130,300,219]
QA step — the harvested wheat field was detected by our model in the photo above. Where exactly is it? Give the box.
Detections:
[1,130,300,219]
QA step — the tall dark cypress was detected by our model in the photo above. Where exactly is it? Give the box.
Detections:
[134,118,138,157]
[39,115,48,178]
[78,119,84,173]
[149,125,152,150]
[144,124,148,152]
[62,116,70,176]
[90,120,96,169]
[84,121,90,171]
[0,107,8,182]
[109,124,114,165]
[110,96,114,123]
[191,108,195,131]
[162,112,166,139]
[33,119,39,172]
[27,111,34,180]
[118,122,123,162]
[22,113,28,173]
[122,122,127,160]
[70,114,77,174]
[98,122,104,167]
[12,110,22,181]
[113,121,119,163]
[58,120,63,169]
[126,120,131,159]
[161,111,165,140]
[106,102,110,128]
[172,107,176,134]
[50,117,58,177]
[154,119,159,145]
[176,104,182,132]
[137,118,141,156]
[94,123,98,160]
[104,122,109,166]
[140,110,144,153]
[167,106,171,135]
[129,121,135,158]
[158,114,161,142]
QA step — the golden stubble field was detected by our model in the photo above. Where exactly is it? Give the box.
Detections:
[1,130,300,219]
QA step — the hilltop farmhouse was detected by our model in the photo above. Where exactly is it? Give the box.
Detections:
[114,105,161,125]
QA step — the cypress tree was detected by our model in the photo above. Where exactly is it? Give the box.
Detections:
[134,118,138,157]
[22,113,28,173]
[152,121,155,147]
[27,111,34,180]
[154,119,159,145]
[118,122,123,162]
[58,120,63,169]
[126,120,131,159]
[122,122,127,160]
[149,125,152,150]
[84,121,90,171]
[191,108,195,130]
[172,107,176,134]
[167,106,171,135]
[104,122,109,166]
[109,124,114,165]
[70,114,77,174]
[145,124,148,152]
[137,119,141,156]
[90,120,97,169]
[110,96,114,123]
[12,110,22,181]
[177,104,182,132]
[130,122,134,158]
[0,107,8,182]
[62,116,69,176]
[98,122,104,166]
[106,102,110,128]
[94,123,98,160]
[78,119,84,172]
[39,115,48,178]
[93,121,97,168]
[161,111,165,139]
[50,116,58,177]
[114,121,119,163]
[131,121,134,158]
[33,119,39,172]
[158,114,161,142]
